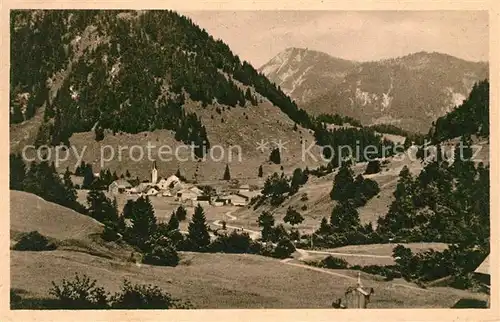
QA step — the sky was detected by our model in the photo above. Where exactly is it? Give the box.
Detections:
[182,11,489,68]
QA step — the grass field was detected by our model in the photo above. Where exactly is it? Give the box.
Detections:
[10,190,134,260]
[327,242,449,256]
[302,242,450,266]
[10,190,488,308]
[10,250,488,309]
[76,189,238,232]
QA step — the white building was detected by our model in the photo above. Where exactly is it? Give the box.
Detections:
[108,179,132,195]
[156,175,181,191]
[145,187,159,196]
[151,161,158,184]
[226,193,248,206]
[176,189,201,202]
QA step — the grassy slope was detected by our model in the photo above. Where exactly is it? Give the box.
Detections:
[233,136,489,232]
[11,250,487,309]
[10,190,133,259]
[10,17,325,183]
[77,189,238,231]
[17,98,325,183]
[10,191,487,308]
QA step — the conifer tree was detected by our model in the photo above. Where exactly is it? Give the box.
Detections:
[283,207,304,226]
[167,211,180,231]
[257,211,275,241]
[330,161,354,201]
[126,196,157,250]
[187,204,211,251]
[63,167,77,205]
[86,188,119,226]
[223,164,231,181]
[269,148,281,164]
[11,103,24,124]
[175,205,187,221]
[330,201,360,233]
[9,153,26,191]
[82,165,94,189]
[317,217,331,235]
[258,165,263,178]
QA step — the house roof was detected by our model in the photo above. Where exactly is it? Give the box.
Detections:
[474,255,489,275]
[136,182,153,193]
[111,179,132,187]
[167,174,180,181]
[189,187,204,195]
[228,194,248,200]
[178,188,197,195]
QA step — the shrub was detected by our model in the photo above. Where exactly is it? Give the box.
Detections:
[350,265,401,281]
[49,274,193,309]
[289,228,300,241]
[300,193,309,201]
[14,231,56,251]
[364,160,381,174]
[49,274,109,309]
[101,225,121,242]
[143,243,180,267]
[283,207,304,226]
[209,230,252,254]
[319,255,349,269]
[250,241,274,257]
[269,148,281,164]
[273,239,295,259]
[175,205,187,221]
[10,289,22,306]
[270,224,289,243]
[112,280,193,309]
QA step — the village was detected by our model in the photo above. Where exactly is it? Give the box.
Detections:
[70,161,262,225]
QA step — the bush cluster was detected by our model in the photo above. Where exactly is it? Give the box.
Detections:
[13,231,57,251]
[49,274,193,309]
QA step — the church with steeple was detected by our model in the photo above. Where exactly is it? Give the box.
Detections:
[151,160,158,184]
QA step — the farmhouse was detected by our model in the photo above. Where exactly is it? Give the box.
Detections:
[155,175,181,190]
[165,174,181,188]
[192,195,211,207]
[135,182,153,194]
[212,197,228,207]
[145,187,159,196]
[189,186,204,195]
[226,193,248,206]
[176,188,201,202]
[161,190,173,197]
[238,184,250,194]
[108,179,132,195]
[238,189,261,200]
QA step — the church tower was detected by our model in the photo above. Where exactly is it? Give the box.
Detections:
[151,160,158,184]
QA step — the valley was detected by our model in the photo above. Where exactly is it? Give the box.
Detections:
[8,10,490,310]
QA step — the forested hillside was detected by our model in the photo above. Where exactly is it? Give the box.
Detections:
[10,10,313,157]
[261,48,488,133]
[428,80,489,143]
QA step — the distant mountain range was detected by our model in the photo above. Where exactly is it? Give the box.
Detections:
[259,48,488,132]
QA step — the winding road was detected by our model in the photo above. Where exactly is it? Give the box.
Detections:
[210,210,392,261]
[208,209,437,293]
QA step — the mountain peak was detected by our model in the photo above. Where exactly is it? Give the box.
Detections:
[260,47,488,132]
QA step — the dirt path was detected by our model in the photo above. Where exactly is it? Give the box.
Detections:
[210,209,393,260]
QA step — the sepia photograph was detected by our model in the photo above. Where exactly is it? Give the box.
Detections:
[5,5,495,317]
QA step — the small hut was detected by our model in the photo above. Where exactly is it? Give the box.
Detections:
[333,273,374,309]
